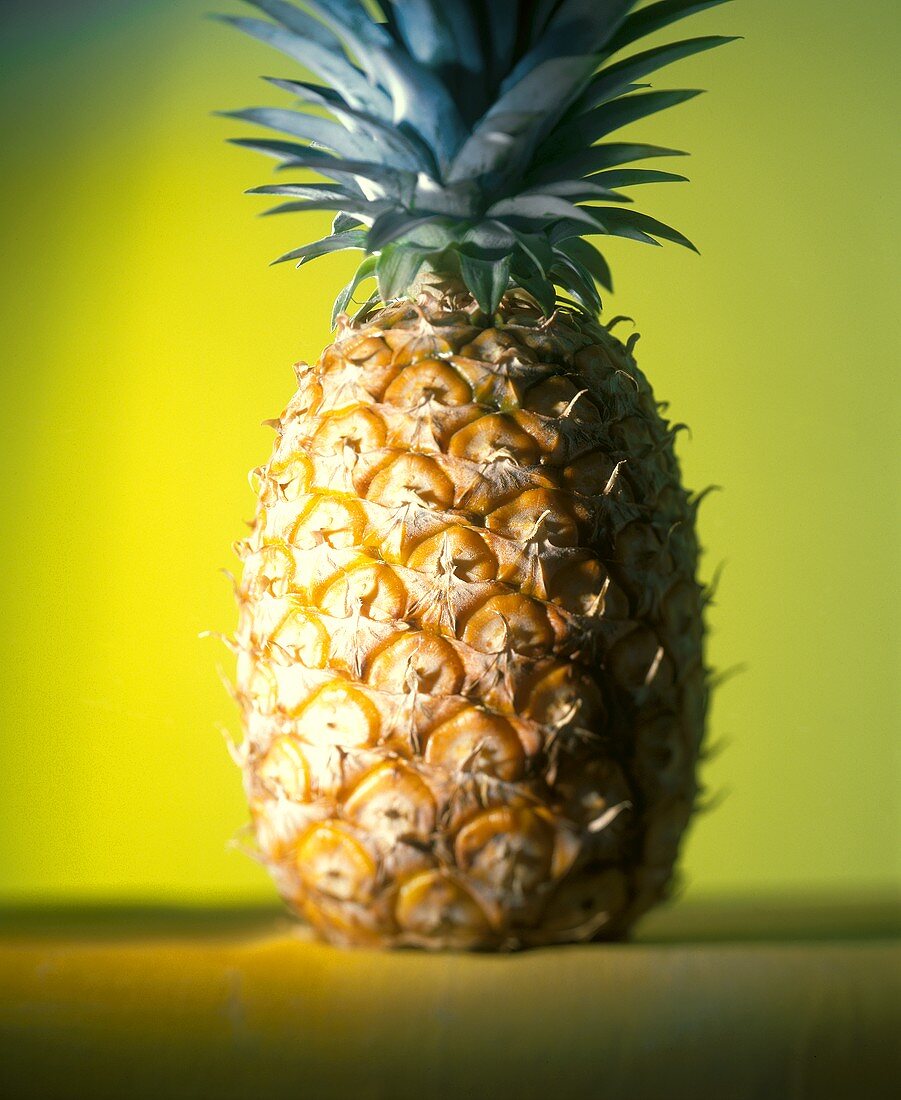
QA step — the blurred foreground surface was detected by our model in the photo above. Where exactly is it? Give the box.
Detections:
[1,897,898,1100]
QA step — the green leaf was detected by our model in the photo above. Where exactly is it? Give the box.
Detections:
[266,77,345,108]
[597,207,698,250]
[401,223,459,250]
[367,211,447,252]
[264,78,432,171]
[575,36,738,113]
[382,3,485,126]
[332,256,377,328]
[478,2,517,79]
[551,254,602,314]
[551,269,602,315]
[228,138,414,195]
[547,211,660,250]
[527,142,688,187]
[297,0,468,170]
[332,212,363,233]
[249,183,361,204]
[607,1,735,55]
[221,0,729,306]
[554,237,614,292]
[461,220,516,261]
[548,90,703,157]
[448,55,600,184]
[519,180,631,203]
[488,194,605,231]
[459,252,511,314]
[219,106,382,162]
[510,231,556,276]
[503,2,632,85]
[348,291,381,324]
[245,0,342,42]
[386,0,482,73]
[412,176,479,218]
[590,168,689,188]
[509,264,557,316]
[261,198,386,218]
[218,14,390,115]
[272,229,367,267]
[376,244,427,301]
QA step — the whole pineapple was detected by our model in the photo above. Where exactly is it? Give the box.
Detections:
[221,0,733,949]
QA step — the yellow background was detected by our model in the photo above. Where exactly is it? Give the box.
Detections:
[0,0,898,904]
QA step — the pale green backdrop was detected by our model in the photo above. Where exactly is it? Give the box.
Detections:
[0,0,898,902]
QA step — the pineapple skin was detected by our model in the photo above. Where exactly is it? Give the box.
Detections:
[234,286,706,950]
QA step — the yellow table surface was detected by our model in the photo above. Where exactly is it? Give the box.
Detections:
[1,898,899,1100]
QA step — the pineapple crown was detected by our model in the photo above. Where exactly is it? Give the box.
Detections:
[219,0,735,322]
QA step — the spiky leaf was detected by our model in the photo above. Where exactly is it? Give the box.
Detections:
[376,244,429,301]
[272,229,367,267]
[219,0,734,323]
[459,252,511,314]
[332,255,377,326]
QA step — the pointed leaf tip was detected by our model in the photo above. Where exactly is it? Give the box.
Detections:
[459,253,512,314]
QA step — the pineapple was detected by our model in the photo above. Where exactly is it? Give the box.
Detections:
[221,0,733,949]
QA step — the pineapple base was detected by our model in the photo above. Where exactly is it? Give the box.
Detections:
[233,286,706,950]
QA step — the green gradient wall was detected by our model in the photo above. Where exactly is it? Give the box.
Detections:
[0,0,898,903]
